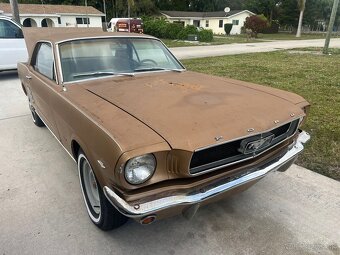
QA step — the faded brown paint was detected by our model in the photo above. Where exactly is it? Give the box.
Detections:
[83,71,305,151]
[18,28,309,221]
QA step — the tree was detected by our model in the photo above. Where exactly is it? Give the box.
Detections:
[127,0,134,17]
[296,0,306,37]
[243,0,280,22]
[224,23,233,35]
[244,14,269,37]
[323,0,340,53]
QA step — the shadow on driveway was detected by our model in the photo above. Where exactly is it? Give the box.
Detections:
[0,70,18,81]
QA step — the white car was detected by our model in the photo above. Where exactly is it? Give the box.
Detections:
[0,16,28,71]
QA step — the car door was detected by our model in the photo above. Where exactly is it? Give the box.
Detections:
[0,19,28,70]
[27,42,61,138]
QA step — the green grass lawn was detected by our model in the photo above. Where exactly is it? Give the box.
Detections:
[162,35,261,48]
[162,32,340,48]
[182,48,340,181]
[257,32,340,40]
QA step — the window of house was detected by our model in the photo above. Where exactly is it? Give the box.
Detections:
[76,18,83,24]
[232,20,239,25]
[76,17,90,25]
[0,19,23,38]
[33,43,55,81]
[219,20,223,28]
[205,20,209,27]
[58,17,61,24]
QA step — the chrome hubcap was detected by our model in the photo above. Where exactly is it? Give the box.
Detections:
[82,159,101,215]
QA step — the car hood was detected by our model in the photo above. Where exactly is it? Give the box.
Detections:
[81,71,305,151]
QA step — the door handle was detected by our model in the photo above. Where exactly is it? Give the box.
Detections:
[25,75,32,80]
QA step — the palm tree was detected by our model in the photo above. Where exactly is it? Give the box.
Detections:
[127,0,134,18]
[296,0,306,37]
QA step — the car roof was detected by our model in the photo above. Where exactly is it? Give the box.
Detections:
[22,27,156,62]
[23,27,154,44]
[0,15,13,20]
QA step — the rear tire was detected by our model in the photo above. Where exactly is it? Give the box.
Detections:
[77,150,128,230]
[28,96,44,127]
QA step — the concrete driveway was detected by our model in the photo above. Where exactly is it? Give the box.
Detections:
[170,38,340,59]
[0,71,339,255]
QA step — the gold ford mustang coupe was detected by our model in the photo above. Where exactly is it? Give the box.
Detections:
[18,28,310,230]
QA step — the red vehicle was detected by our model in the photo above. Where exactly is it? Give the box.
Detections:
[108,18,143,33]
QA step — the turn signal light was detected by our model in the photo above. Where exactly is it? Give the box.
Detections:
[140,215,156,225]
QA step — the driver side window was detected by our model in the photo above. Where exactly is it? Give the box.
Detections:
[33,42,55,81]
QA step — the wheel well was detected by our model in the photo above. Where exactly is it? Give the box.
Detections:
[71,140,81,160]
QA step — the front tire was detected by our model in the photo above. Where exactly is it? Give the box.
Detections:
[78,150,128,230]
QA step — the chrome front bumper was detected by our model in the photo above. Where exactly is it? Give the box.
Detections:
[104,130,310,218]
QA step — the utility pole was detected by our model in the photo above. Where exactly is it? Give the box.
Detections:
[9,0,20,24]
[103,0,107,23]
[85,0,89,28]
[323,0,339,54]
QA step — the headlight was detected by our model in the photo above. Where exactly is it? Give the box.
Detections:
[124,154,156,185]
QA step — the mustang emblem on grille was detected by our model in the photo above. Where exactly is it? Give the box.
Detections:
[239,134,274,154]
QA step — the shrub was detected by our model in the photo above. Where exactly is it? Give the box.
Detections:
[198,29,213,42]
[262,20,279,34]
[165,22,183,39]
[244,14,269,38]
[143,17,211,42]
[224,24,233,35]
[177,25,198,40]
[143,18,168,38]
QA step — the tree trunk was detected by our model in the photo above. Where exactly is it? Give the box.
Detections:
[296,10,304,37]
[270,9,273,23]
[323,0,340,53]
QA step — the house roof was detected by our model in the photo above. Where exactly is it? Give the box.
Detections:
[0,3,104,16]
[161,10,254,18]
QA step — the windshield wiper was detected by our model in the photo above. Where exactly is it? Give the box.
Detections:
[134,67,184,73]
[73,71,134,78]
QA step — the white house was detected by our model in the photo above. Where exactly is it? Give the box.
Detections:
[161,10,255,35]
[0,3,104,28]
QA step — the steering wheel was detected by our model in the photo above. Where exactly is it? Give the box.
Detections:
[139,59,158,67]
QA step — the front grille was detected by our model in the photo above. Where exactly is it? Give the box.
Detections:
[189,119,299,175]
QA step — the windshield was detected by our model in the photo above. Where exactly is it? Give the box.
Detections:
[59,37,184,82]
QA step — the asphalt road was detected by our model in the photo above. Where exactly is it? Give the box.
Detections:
[0,71,339,255]
[170,38,340,59]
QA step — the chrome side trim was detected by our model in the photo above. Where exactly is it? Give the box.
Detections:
[35,110,76,163]
[55,43,63,85]
[103,131,310,218]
